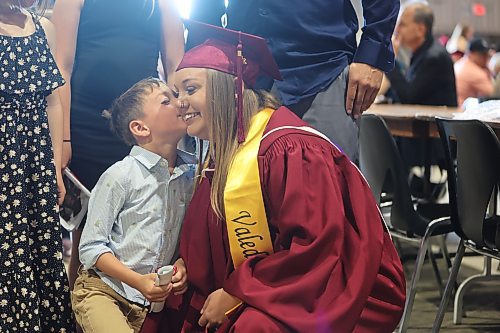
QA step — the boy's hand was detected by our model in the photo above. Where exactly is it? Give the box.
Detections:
[172,258,188,295]
[135,273,172,303]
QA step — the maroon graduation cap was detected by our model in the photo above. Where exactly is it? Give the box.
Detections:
[177,20,282,143]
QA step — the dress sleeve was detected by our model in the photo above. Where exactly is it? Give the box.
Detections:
[223,134,387,332]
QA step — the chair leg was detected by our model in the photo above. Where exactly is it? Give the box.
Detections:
[394,237,405,255]
[439,235,452,270]
[428,242,444,295]
[453,256,499,324]
[431,239,466,333]
[398,234,433,333]
[394,238,412,278]
[438,234,462,294]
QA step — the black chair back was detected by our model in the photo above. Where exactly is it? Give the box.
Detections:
[436,118,500,247]
[360,114,420,232]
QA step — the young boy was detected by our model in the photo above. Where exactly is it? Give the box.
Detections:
[73,78,196,333]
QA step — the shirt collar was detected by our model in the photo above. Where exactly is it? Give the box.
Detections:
[130,145,197,170]
[129,145,163,170]
[176,150,197,166]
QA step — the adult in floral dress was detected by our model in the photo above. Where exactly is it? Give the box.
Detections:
[0,1,74,332]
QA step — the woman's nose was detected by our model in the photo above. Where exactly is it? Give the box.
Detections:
[177,99,189,113]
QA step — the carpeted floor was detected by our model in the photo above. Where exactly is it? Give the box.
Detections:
[400,244,500,333]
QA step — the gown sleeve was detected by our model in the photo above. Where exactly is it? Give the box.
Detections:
[222,133,396,332]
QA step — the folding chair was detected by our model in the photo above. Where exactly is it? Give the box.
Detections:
[432,118,500,332]
[360,114,455,333]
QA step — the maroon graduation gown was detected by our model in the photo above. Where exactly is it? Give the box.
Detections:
[145,107,405,333]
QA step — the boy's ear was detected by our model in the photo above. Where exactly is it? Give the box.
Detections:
[129,119,150,138]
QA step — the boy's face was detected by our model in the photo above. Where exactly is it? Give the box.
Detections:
[139,84,187,144]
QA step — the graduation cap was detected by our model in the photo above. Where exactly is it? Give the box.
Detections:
[177,20,282,143]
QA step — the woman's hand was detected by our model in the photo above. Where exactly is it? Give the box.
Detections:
[62,141,72,169]
[198,288,242,329]
[172,258,188,295]
[135,273,172,303]
[56,169,66,206]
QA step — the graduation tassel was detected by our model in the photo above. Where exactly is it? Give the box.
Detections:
[236,32,245,144]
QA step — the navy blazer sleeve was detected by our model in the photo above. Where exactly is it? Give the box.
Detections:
[354,0,400,73]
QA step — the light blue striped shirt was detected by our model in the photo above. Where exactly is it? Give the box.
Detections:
[79,145,196,305]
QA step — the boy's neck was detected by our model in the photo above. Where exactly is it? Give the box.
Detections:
[140,142,178,169]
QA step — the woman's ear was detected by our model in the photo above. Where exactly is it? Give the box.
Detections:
[129,119,150,138]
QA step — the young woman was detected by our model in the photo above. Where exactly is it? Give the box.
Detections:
[51,0,184,293]
[0,0,74,331]
[162,21,406,333]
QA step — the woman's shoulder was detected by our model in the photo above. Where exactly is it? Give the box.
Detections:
[37,16,55,44]
[260,127,338,162]
[258,107,347,164]
[38,16,52,30]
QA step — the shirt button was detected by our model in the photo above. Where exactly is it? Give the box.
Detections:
[259,8,269,16]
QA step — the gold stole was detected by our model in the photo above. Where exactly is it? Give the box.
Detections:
[224,108,275,269]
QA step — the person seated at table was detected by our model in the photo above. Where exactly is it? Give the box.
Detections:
[491,52,500,98]
[455,38,494,107]
[386,2,457,107]
[384,3,456,196]
[142,20,406,333]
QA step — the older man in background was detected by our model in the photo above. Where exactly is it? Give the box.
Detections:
[385,2,457,197]
[386,2,457,107]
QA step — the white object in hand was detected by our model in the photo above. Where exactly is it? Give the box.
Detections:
[150,265,174,313]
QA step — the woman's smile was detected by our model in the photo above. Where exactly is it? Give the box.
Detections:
[183,112,201,123]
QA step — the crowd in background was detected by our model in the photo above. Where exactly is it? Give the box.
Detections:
[380,10,500,108]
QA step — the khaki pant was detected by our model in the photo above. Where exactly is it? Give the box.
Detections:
[72,269,148,333]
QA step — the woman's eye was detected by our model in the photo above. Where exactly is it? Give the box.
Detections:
[161,99,170,105]
[186,86,197,95]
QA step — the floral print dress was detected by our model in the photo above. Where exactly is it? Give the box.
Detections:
[0,17,74,333]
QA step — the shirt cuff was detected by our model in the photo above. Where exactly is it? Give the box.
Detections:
[353,35,395,73]
[80,247,114,270]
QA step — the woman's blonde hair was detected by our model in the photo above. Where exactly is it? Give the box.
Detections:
[205,69,281,218]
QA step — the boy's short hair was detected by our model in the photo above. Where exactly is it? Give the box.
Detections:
[103,77,166,146]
